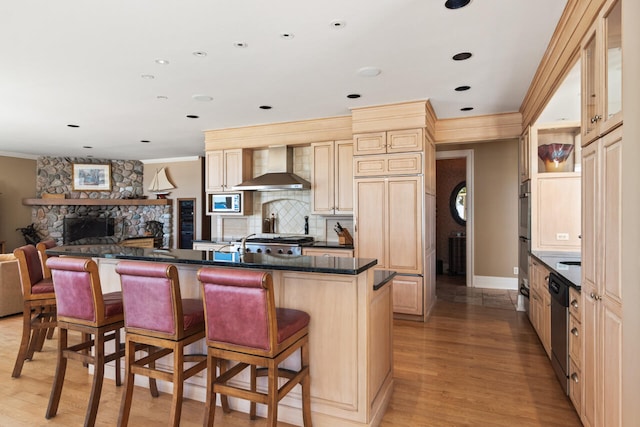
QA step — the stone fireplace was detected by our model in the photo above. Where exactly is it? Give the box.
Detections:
[30,157,172,246]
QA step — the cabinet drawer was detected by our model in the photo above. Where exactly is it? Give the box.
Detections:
[302,248,354,257]
[569,358,582,415]
[569,314,582,364]
[569,286,581,320]
[353,153,422,177]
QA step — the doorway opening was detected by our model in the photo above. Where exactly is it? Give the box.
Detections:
[436,150,474,287]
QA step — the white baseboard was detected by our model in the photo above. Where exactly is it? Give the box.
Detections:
[473,275,518,290]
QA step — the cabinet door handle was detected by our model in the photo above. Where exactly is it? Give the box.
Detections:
[571,327,579,337]
[571,373,579,383]
[571,299,579,309]
[590,114,602,123]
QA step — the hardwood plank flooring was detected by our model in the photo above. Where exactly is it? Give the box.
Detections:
[0,294,580,426]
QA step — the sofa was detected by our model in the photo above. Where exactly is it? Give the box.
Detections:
[0,254,23,317]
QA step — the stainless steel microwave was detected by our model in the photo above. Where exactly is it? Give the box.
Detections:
[209,193,241,213]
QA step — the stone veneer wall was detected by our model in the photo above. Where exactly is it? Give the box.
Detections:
[32,157,171,246]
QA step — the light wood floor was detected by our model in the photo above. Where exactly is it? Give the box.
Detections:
[0,296,580,426]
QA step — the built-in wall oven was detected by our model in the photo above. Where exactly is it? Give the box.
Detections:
[517,181,531,312]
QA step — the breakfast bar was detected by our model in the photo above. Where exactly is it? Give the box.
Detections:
[47,245,394,427]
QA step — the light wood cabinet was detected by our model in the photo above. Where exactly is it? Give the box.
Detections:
[532,175,581,251]
[529,122,581,252]
[529,258,551,358]
[119,237,155,248]
[310,140,353,215]
[581,125,623,427]
[391,275,423,316]
[354,176,422,275]
[205,149,252,192]
[353,153,422,177]
[353,129,423,156]
[580,0,622,145]
[301,247,353,257]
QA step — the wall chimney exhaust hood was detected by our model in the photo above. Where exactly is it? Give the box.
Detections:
[233,145,311,191]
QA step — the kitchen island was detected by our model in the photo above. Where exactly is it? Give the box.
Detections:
[47,245,394,427]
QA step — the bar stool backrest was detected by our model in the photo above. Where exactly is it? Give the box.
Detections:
[116,261,184,340]
[47,257,113,327]
[36,239,57,279]
[14,245,47,298]
[198,268,275,352]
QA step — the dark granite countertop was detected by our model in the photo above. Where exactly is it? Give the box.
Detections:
[373,270,396,291]
[531,251,581,289]
[47,245,377,276]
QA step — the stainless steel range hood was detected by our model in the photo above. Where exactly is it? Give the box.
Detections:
[233,145,311,191]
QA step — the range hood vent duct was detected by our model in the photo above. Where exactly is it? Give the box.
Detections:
[233,145,311,191]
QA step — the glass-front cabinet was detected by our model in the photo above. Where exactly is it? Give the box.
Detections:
[581,0,622,145]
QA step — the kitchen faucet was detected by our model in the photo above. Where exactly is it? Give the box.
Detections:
[240,233,256,253]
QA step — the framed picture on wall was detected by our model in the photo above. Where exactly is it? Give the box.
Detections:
[72,163,111,191]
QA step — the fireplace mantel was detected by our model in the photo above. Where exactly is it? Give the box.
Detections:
[22,198,172,206]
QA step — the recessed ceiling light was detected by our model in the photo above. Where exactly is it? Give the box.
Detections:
[141,74,155,79]
[280,33,294,39]
[186,115,200,119]
[455,85,471,91]
[347,94,361,99]
[67,124,80,128]
[330,20,346,29]
[357,67,381,77]
[233,42,248,48]
[156,95,169,100]
[452,52,473,61]
[259,105,272,110]
[192,51,207,57]
[82,145,92,149]
[460,107,474,111]
[445,0,471,9]
[155,59,170,65]
[192,94,213,102]
[140,140,151,143]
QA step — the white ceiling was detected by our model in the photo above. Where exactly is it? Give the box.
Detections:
[0,0,567,161]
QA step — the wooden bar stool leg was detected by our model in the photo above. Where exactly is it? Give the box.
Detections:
[46,328,69,419]
[219,360,230,413]
[118,338,137,427]
[250,364,257,420]
[12,304,32,378]
[301,342,312,426]
[114,330,122,386]
[169,344,184,427]
[204,354,215,427]
[85,331,106,427]
[267,360,279,427]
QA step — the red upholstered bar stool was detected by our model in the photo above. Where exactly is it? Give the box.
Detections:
[36,239,57,279]
[45,257,127,426]
[11,244,57,378]
[36,239,58,339]
[197,268,312,427]
[116,261,207,427]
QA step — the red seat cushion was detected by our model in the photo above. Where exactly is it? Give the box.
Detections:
[276,308,310,344]
[182,298,205,332]
[31,278,54,294]
[103,291,124,319]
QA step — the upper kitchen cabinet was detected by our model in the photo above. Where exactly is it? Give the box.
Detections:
[205,149,252,192]
[581,0,622,145]
[353,128,423,156]
[310,140,353,215]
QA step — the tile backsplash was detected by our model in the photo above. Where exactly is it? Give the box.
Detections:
[212,146,354,242]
